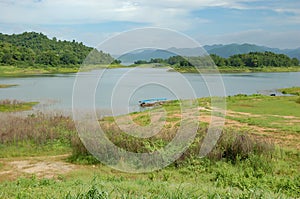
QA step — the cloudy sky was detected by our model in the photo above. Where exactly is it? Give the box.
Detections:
[0,0,300,49]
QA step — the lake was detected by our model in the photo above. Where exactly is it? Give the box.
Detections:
[0,68,299,116]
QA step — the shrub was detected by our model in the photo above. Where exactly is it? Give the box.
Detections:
[208,129,274,162]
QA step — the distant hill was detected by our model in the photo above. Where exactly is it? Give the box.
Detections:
[116,43,300,64]
[204,43,300,59]
[0,32,114,67]
[118,49,177,64]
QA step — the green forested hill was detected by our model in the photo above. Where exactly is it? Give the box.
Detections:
[135,51,299,68]
[0,32,114,67]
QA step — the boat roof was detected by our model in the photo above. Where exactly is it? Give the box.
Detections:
[139,98,167,103]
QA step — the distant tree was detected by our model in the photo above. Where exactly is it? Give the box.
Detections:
[292,58,299,66]
[112,59,122,64]
[134,60,148,64]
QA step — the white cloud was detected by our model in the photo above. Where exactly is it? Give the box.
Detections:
[0,0,300,48]
[0,0,277,26]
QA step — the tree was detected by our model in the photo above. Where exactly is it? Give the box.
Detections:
[112,59,121,64]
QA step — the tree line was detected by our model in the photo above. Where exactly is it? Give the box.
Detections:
[0,32,114,67]
[134,51,300,68]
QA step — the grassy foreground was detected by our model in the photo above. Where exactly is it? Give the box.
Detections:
[0,94,299,198]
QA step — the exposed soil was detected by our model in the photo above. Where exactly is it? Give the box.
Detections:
[0,155,77,181]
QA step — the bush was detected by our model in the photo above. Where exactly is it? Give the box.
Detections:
[208,129,274,162]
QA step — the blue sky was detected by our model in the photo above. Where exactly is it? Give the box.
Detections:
[0,0,300,49]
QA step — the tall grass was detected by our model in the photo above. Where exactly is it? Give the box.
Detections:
[0,112,75,146]
[208,129,275,162]
[70,118,275,168]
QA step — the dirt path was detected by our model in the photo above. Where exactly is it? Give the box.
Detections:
[200,109,300,150]
[0,154,79,181]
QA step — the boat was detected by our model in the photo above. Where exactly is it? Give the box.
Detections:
[139,98,167,107]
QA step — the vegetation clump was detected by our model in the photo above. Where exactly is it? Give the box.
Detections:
[0,99,38,112]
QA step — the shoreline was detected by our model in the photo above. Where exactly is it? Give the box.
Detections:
[1,64,300,77]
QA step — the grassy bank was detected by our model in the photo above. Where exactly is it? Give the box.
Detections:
[169,65,300,73]
[0,99,38,112]
[0,93,299,198]
[0,65,78,76]
[278,87,300,95]
[1,64,300,77]
[0,64,129,76]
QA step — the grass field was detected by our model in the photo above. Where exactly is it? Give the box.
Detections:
[0,93,299,198]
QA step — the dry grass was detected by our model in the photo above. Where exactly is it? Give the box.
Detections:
[0,99,22,105]
[208,129,275,162]
[0,112,75,145]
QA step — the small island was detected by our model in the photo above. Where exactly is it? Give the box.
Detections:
[0,99,38,112]
[131,52,300,73]
[0,84,18,88]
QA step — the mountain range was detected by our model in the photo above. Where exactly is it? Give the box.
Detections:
[117,43,300,64]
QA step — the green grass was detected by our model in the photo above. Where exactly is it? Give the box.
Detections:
[0,140,72,158]
[0,65,78,76]
[224,95,300,134]
[278,87,300,96]
[0,154,299,198]
[226,95,300,117]
[0,101,38,112]
[0,64,133,77]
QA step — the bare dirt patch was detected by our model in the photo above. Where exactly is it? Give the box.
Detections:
[0,155,77,181]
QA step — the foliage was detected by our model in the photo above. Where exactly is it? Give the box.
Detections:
[134,51,300,69]
[0,32,114,67]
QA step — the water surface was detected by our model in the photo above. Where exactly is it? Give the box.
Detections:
[0,68,299,115]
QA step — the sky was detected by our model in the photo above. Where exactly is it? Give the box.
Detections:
[0,0,300,49]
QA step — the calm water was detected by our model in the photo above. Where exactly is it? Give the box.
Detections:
[0,68,299,115]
